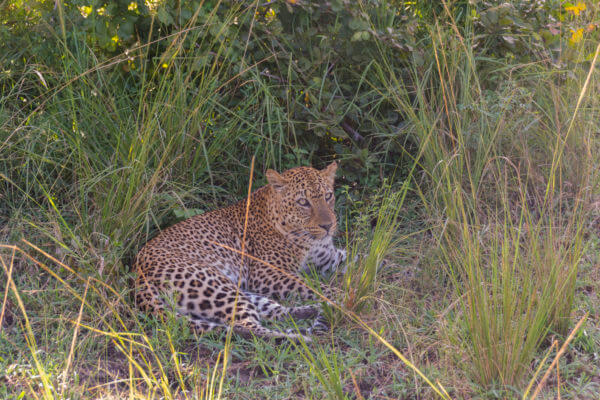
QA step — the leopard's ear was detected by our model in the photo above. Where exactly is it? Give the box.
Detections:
[266,169,288,192]
[320,161,338,186]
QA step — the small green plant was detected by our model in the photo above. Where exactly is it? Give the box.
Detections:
[294,337,349,400]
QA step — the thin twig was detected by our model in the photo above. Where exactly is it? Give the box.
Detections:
[349,368,365,400]
[0,247,16,332]
[528,314,588,400]
[61,278,90,397]
[341,119,364,142]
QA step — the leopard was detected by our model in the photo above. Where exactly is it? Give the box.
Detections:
[134,162,347,342]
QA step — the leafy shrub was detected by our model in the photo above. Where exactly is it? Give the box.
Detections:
[473,1,599,64]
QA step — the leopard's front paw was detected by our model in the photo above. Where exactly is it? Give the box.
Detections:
[308,314,330,335]
[339,248,347,263]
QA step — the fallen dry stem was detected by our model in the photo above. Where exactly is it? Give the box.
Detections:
[526,313,588,400]
[0,246,16,333]
[349,368,365,400]
[61,277,90,397]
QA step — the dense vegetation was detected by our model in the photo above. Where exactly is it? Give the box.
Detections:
[1,1,599,398]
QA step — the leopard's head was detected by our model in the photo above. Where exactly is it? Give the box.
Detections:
[266,162,338,242]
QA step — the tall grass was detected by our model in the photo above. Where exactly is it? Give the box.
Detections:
[1,2,285,270]
[0,242,235,399]
[0,5,301,397]
[372,15,597,388]
[341,182,408,313]
[1,4,448,398]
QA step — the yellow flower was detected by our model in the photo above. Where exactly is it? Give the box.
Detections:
[570,28,584,44]
[78,5,92,18]
[162,63,168,69]
[565,2,586,16]
[128,2,138,11]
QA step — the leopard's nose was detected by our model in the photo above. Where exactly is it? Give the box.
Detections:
[319,223,332,232]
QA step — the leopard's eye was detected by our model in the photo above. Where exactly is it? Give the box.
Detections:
[325,192,334,202]
[296,198,310,207]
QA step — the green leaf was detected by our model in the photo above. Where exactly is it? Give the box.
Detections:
[330,0,344,13]
[173,208,204,219]
[157,7,174,25]
[329,125,346,138]
[351,31,364,42]
[413,51,424,67]
[118,19,134,39]
[348,18,369,31]
[499,16,513,27]
[180,8,192,22]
